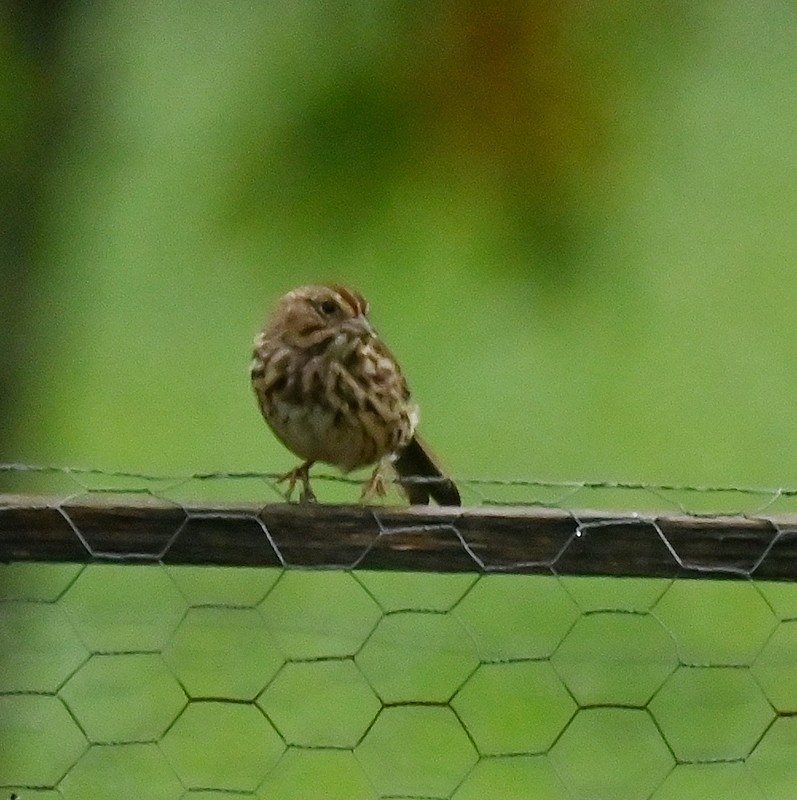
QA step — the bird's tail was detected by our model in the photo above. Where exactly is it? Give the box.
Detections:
[394,435,461,506]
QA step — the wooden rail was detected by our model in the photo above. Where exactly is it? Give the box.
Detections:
[1,495,796,579]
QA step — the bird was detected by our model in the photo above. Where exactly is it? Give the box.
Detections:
[250,284,460,505]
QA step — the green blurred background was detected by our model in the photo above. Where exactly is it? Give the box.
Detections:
[4,6,797,798]
[4,1,797,489]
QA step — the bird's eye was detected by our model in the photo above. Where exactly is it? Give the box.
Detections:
[319,300,338,315]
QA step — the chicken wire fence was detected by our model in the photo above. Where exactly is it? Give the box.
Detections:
[2,463,797,800]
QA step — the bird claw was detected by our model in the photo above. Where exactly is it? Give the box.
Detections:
[299,483,318,503]
[360,464,388,503]
[278,461,316,503]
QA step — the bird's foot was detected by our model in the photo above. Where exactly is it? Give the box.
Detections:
[360,463,388,503]
[277,461,317,503]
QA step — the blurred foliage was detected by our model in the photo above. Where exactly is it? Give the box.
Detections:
[3,1,797,490]
[0,0,64,451]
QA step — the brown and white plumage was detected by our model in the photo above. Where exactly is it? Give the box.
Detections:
[250,285,459,505]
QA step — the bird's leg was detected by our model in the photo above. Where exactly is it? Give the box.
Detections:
[277,460,317,503]
[360,461,389,503]
[299,467,317,503]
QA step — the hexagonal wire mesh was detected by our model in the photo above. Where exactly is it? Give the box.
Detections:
[2,464,797,799]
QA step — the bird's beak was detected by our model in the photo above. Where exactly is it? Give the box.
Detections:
[351,314,375,337]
